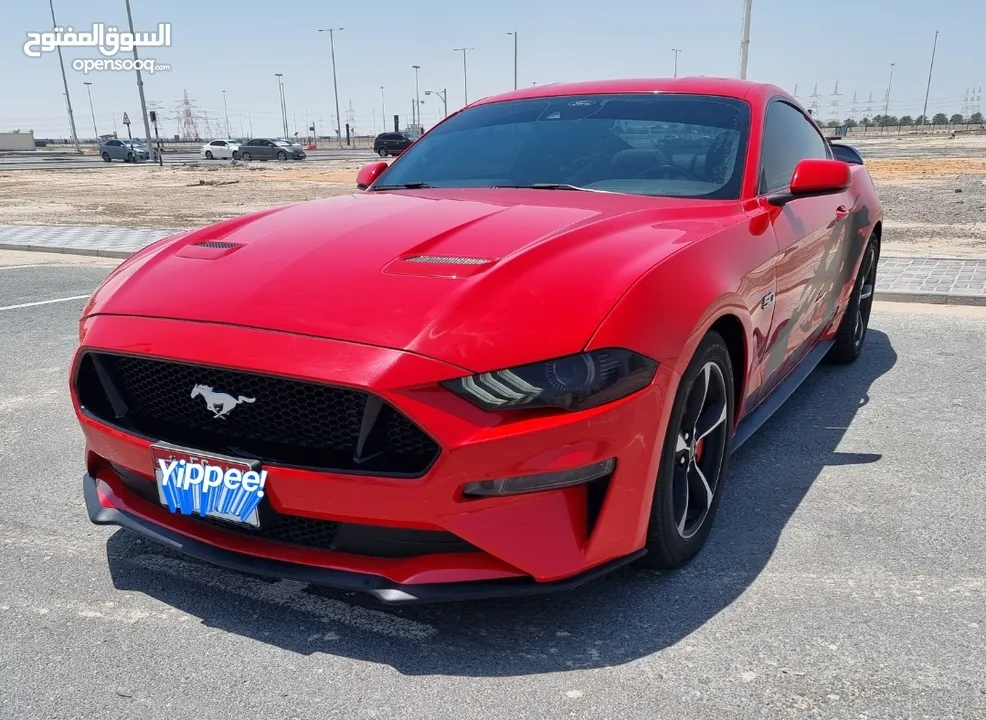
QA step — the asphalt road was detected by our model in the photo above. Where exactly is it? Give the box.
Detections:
[1,251,984,719]
[0,148,378,171]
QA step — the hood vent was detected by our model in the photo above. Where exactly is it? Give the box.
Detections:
[403,255,491,266]
[175,238,245,260]
[194,240,242,249]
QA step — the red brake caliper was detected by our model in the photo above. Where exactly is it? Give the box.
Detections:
[695,437,705,462]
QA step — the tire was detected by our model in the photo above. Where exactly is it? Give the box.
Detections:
[826,234,879,364]
[638,330,735,569]
[240,151,251,161]
[205,150,214,159]
[232,151,239,160]
[126,152,134,163]
[377,147,389,157]
[277,151,287,161]
[101,152,111,162]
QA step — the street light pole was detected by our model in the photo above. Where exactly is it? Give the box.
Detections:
[48,0,81,153]
[124,0,153,152]
[921,30,939,127]
[318,27,345,148]
[274,74,287,137]
[672,48,681,78]
[412,65,421,132]
[883,63,895,116]
[738,0,753,79]
[507,32,517,89]
[381,86,386,131]
[222,89,230,137]
[425,89,447,118]
[83,82,98,139]
[453,47,474,105]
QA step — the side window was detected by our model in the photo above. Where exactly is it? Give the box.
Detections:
[759,101,830,193]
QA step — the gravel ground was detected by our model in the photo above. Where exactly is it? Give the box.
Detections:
[843,130,986,159]
[877,173,986,257]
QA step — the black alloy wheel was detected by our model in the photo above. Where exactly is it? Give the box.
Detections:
[640,331,735,569]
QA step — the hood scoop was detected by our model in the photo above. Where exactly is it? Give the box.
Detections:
[384,254,497,278]
[175,238,245,260]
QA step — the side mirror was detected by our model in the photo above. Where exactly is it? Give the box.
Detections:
[769,158,851,206]
[356,161,388,191]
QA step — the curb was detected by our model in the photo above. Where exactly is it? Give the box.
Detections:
[0,243,132,259]
[876,290,986,307]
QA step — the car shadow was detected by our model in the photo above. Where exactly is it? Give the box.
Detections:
[106,329,896,677]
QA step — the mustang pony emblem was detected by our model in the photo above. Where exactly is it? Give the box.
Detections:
[190,384,255,419]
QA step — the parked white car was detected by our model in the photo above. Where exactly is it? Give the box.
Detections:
[200,139,240,160]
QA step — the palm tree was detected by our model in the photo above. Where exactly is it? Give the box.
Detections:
[900,116,914,126]
[915,115,928,125]
[950,113,964,125]
[971,112,984,125]
[844,118,858,128]
[932,113,949,125]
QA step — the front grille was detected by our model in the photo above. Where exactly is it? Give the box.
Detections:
[76,351,440,476]
[114,465,475,557]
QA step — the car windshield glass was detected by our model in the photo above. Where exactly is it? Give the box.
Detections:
[374,93,751,199]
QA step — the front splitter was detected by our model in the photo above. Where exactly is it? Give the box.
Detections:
[83,473,645,605]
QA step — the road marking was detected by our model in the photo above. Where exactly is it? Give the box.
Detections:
[0,264,51,270]
[0,294,90,312]
[131,554,437,640]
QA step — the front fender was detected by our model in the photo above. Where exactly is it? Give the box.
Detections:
[586,209,779,414]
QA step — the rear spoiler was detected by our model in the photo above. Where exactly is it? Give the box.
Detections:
[827,140,864,165]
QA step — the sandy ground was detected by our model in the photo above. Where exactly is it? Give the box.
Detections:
[1,132,985,256]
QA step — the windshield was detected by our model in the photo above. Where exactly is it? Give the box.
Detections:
[275,140,295,146]
[374,93,751,199]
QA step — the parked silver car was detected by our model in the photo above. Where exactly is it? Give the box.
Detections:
[99,139,151,162]
[237,138,306,161]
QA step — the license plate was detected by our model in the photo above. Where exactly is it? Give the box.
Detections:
[150,442,267,528]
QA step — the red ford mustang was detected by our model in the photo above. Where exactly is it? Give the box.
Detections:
[71,77,882,604]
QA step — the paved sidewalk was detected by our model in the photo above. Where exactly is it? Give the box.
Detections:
[1,223,985,305]
[0,224,178,258]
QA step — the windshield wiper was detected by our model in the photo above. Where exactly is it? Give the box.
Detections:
[370,182,433,190]
[492,183,594,192]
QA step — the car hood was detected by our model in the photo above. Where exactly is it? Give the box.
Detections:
[85,189,741,373]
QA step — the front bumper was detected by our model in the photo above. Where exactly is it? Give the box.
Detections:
[85,472,644,604]
[74,314,677,600]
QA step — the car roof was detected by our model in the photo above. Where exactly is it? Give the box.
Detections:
[468,76,791,107]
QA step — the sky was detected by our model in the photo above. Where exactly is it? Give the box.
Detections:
[1,0,983,141]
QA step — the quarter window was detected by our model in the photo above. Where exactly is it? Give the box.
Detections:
[759,101,830,193]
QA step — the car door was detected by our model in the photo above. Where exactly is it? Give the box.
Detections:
[757,99,853,398]
[107,140,124,159]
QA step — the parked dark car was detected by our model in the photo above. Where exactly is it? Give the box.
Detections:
[237,138,306,161]
[373,132,413,157]
[99,138,151,162]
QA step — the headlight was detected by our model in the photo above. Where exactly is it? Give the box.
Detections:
[441,348,657,412]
